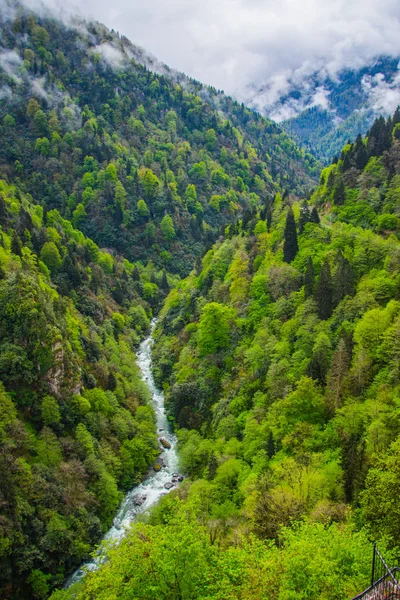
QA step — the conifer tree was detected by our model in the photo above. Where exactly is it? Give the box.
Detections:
[333,251,355,306]
[333,178,346,206]
[161,270,169,291]
[131,266,140,281]
[326,169,335,191]
[299,201,311,233]
[354,134,368,170]
[0,195,6,226]
[310,208,320,225]
[11,231,23,256]
[107,371,117,391]
[283,207,298,263]
[316,259,333,319]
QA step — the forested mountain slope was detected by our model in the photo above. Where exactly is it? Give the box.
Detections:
[0,177,167,599]
[0,2,317,278]
[3,2,400,600]
[88,111,400,599]
[0,3,322,598]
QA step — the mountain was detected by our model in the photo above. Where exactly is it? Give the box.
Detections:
[2,2,400,600]
[0,2,318,279]
[84,111,400,600]
[0,2,323,598]
[246,56,400,163]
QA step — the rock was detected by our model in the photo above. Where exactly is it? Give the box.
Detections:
[164,482,174,490]
[159,428,164,432]
[133,494,147,506]
[178,476,184,482]
[159,437,171,449]
[172,473,179,478]
[153,463,162,472]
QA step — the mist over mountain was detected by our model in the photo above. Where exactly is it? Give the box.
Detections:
[246,56,400,162]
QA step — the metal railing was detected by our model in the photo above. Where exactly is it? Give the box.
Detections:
[352,544,400,600]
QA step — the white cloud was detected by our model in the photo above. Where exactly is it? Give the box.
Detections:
[11,0,400,115]
[362,69,400,115]
[0,50,22,82]
[92,43,125,69]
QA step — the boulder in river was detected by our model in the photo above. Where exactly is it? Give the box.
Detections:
[164,482,174,490]
[133,494,147,506]
[159,437,171,449]
[153,462,162,472]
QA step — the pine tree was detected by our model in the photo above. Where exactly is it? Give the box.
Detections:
[0,195,6,226]
[131,266,140,281]
[326,169,335,191]
[267,432,275,458]
[333,178,346,206]
[283,207,298,263]
[342,151,351,172]
[11,231,23,256]
[299,201,311,233]
[304,257,314,299]
[316,259,333,319]
[333,251,355,306]
[107,371,117,391]
[310,207,320,224]
[161,270,169,291]
[354,134,368,170]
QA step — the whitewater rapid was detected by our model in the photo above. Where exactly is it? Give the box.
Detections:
[66,320,179,586]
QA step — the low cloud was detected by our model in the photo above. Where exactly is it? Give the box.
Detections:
[92,43,125,69]
[7,0,400,118]
[362,69,400,116]
[0,50,22,82]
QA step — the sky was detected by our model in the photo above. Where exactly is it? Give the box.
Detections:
[20,0,400,117]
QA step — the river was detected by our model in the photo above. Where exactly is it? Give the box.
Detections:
[66,320,179,587]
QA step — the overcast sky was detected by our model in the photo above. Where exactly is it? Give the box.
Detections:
[25,0,400,112]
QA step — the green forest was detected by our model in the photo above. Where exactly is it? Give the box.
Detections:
[1,1,400,599]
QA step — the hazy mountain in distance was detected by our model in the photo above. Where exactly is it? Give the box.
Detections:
[246,56,400,163]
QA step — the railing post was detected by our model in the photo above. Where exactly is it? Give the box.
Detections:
[371,542,376,587]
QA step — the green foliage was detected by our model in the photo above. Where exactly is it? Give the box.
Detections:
[160,214,176,241]
[197,302,235,356]
[0,178,160,598]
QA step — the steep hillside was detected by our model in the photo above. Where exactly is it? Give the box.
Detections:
[0,2,317,278]
[130,113,400,597]
[248,56,400,162]
[0,177,168,599]
[51,118,400,600]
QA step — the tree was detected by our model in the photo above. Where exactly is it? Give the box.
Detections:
[160,215,176,241]
[11,231,23,256]
[283,207,298,263]
[40,241,62,273]
[205,128,217,151]
[333,178,346,206]
[299,201,311,233]
[41,395,61,426]
[310,207,320,224]
[137,199,149,218]
[361,438,400,543]
[316,260,333,320]
[333,252,355,306]
[197,303,235,356]
[76,423,94,456]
